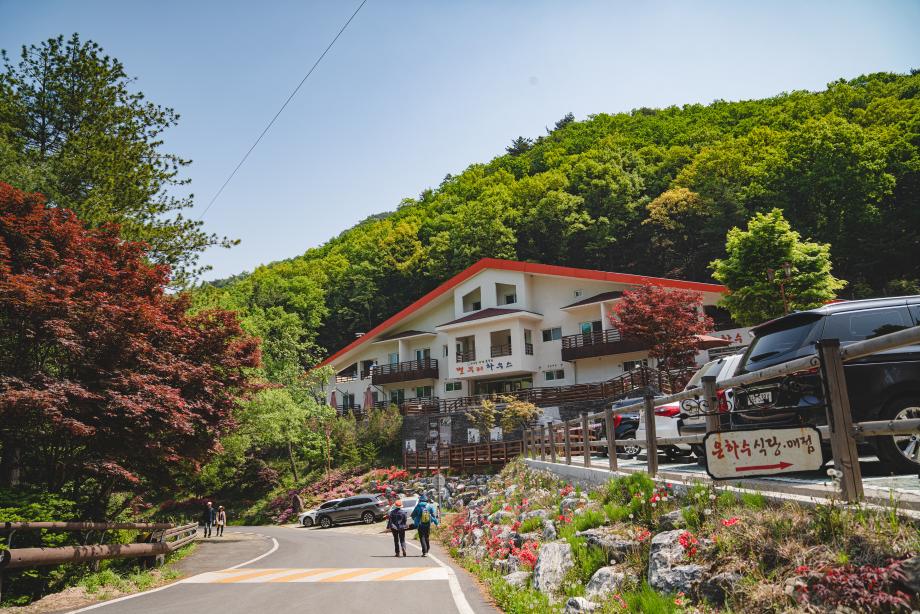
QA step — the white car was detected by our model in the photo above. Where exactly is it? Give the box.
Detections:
[635,394,690,460]
[297,498,342,527]
[392,497,440,528]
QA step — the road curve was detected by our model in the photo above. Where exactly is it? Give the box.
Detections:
[69,525,497,614]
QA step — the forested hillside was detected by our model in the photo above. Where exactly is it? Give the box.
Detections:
[199,71,920,362]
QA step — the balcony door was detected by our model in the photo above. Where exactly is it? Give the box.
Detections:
[415,348,430,363]
[388,352,399,365]
[389,389,405,405]
[580,320,602,335]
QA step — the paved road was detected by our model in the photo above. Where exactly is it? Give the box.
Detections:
[71,525,496,614]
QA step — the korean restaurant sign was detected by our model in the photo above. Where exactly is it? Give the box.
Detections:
[703,426,823,480]
[455,359,513,376]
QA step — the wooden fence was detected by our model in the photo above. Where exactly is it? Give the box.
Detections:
[404,440,523,471]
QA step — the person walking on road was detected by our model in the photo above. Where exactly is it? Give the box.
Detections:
[201,501,217,538]
[411,495,438,556]
[386,500,408,557]
[216,505,227,537]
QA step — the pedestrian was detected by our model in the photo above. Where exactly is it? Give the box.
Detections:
[386,500,407,557]
[410,494,439,556]
[201,501,217,538]
[216,505,227,537]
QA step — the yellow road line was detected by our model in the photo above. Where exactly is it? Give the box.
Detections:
[213,569,285,583]
[267,568,335,582]
[372,567,427,581]
[317,568,384,583]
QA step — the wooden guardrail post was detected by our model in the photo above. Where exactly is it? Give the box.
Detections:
[817,339,864,502]
[702,375,720,434]
[540,425,546,461]
[581,413,591,467]
[564,420,572,465]
[546,424,555,462]
[605,406,618,471]
[643,394,658,477]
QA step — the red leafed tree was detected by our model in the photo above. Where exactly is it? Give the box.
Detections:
[0,183,260,515]
[610,284,713,371]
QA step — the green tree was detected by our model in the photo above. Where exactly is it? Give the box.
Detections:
[0,34,234,283]
[710,209,846,326]
[467,399,496,442]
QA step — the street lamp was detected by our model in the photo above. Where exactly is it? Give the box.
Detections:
[767,262,793,315]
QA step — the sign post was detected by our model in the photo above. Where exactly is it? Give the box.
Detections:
[704,426,823,479]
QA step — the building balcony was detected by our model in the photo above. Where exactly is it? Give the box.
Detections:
[490,343,512,358]
[371,358,439,385]
[560,328,649,361]
[456,350,476,363]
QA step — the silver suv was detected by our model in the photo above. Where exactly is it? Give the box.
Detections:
[315,494,388,528]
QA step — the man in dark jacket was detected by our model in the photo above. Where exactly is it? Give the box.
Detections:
[410,495,439,556]
[386,500,408,557]
[201,501,217,538]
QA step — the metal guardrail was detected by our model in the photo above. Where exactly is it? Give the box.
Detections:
[0,522,198,571]
[524,325,920,502]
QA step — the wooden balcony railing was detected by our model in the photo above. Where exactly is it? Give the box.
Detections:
[456,350,476,363]
[370,358,439,385]
[392,366,693,417]
[335,373,358,383]
[560,328,649,361]
[490,343,512,358]
[404,440,523,471]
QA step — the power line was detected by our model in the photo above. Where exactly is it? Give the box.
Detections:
[198,0,368,220]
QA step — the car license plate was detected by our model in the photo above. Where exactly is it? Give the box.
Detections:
[747,391,773,405]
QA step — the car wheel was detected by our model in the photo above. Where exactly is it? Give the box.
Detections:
[319,516,333,529]
[691,444,708,468]
[618,431,641,457]
[361,511,375,524]
[875,396,920,473]
[302,517,314,528]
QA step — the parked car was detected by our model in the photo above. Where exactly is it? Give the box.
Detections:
[315,494,389,528]
[608,397,643,457]
[298,498,342,527]
[630,394,692,460]
[555,409,640,458]
[730,296,920,473]
[677,353,745,465]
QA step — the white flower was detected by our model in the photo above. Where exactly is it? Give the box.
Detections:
[651,502,657,508]
[709,494,716,501]
[703,508,712,515]
[663,496,669,502]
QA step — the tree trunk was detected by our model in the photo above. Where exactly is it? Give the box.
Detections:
[0,440,22,488]
[287,440,300,482]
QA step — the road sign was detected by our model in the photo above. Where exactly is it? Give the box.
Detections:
[703,426,823,479]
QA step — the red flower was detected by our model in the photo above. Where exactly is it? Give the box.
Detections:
[795,565,810,573]
[720,517,740,527]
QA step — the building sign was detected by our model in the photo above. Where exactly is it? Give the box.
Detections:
[404,439,416,453]
[704,426,823,479]
[455,359,513,375]
[490,426,503,441]
[711,327,753,347]
[467,428,480,444]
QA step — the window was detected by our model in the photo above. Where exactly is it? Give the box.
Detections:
[319,500,339,510]
[415,385,433,398]
[443,344,449,357]
[822,307,911,343]
[542,327,562,342]
[415,348,430,361]
[544,369,565,381]
[623,359,648,372]
[573,289,584,298]
[390,389,405,404]
[350,497,372,506]
[580,320,602,335]
[445,381,462,392]
[472,301,481,310]
[462,287,482,313]
[340,392,356,408]
[388,352,399,365]
[496,282,517,305]
[360,359,376,379]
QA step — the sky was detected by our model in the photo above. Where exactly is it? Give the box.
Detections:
[2,0,919,281]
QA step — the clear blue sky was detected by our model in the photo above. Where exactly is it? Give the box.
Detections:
[3,0,919,281]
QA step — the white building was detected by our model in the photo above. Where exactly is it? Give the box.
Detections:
[320,259,732,433]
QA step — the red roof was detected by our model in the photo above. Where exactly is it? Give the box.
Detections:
[318,258,726,367]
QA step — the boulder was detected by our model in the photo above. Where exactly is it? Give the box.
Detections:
[699,571,742,605]
[503,571,531,589]
[494,555,521,575]
[470,527,485,545]
[522,508,549,521]
[532,540,574,594]
[542,519,557,541]
[585,566,628,600]
[504,484,518,498]
[576,529,639,563]
[648,530,705,594]
[898,555,920,595]
[490,510,515,524]
[560,496,585,514]
[563,597,598,613]
[658,509,686,531]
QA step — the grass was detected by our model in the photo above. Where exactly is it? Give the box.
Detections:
[573,508,606,532]
[620,582,680,614]
[77,542,196,598]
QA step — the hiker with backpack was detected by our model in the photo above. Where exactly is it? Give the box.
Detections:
[410,494,439,556]
[386,500,408,557]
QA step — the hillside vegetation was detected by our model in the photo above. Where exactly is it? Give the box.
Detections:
[198,71,920,359]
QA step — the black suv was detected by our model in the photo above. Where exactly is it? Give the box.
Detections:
[315,494,388,528]
[731,296,920,473]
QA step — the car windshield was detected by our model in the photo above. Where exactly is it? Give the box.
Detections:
[741,316,822,372]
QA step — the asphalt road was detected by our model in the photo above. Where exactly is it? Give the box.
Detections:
[70,525,497,614]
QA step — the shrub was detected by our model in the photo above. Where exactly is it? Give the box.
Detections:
[798,560,911,611]
[519,517,542,534]
[573,508,606,532]
[740,491,766,510]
